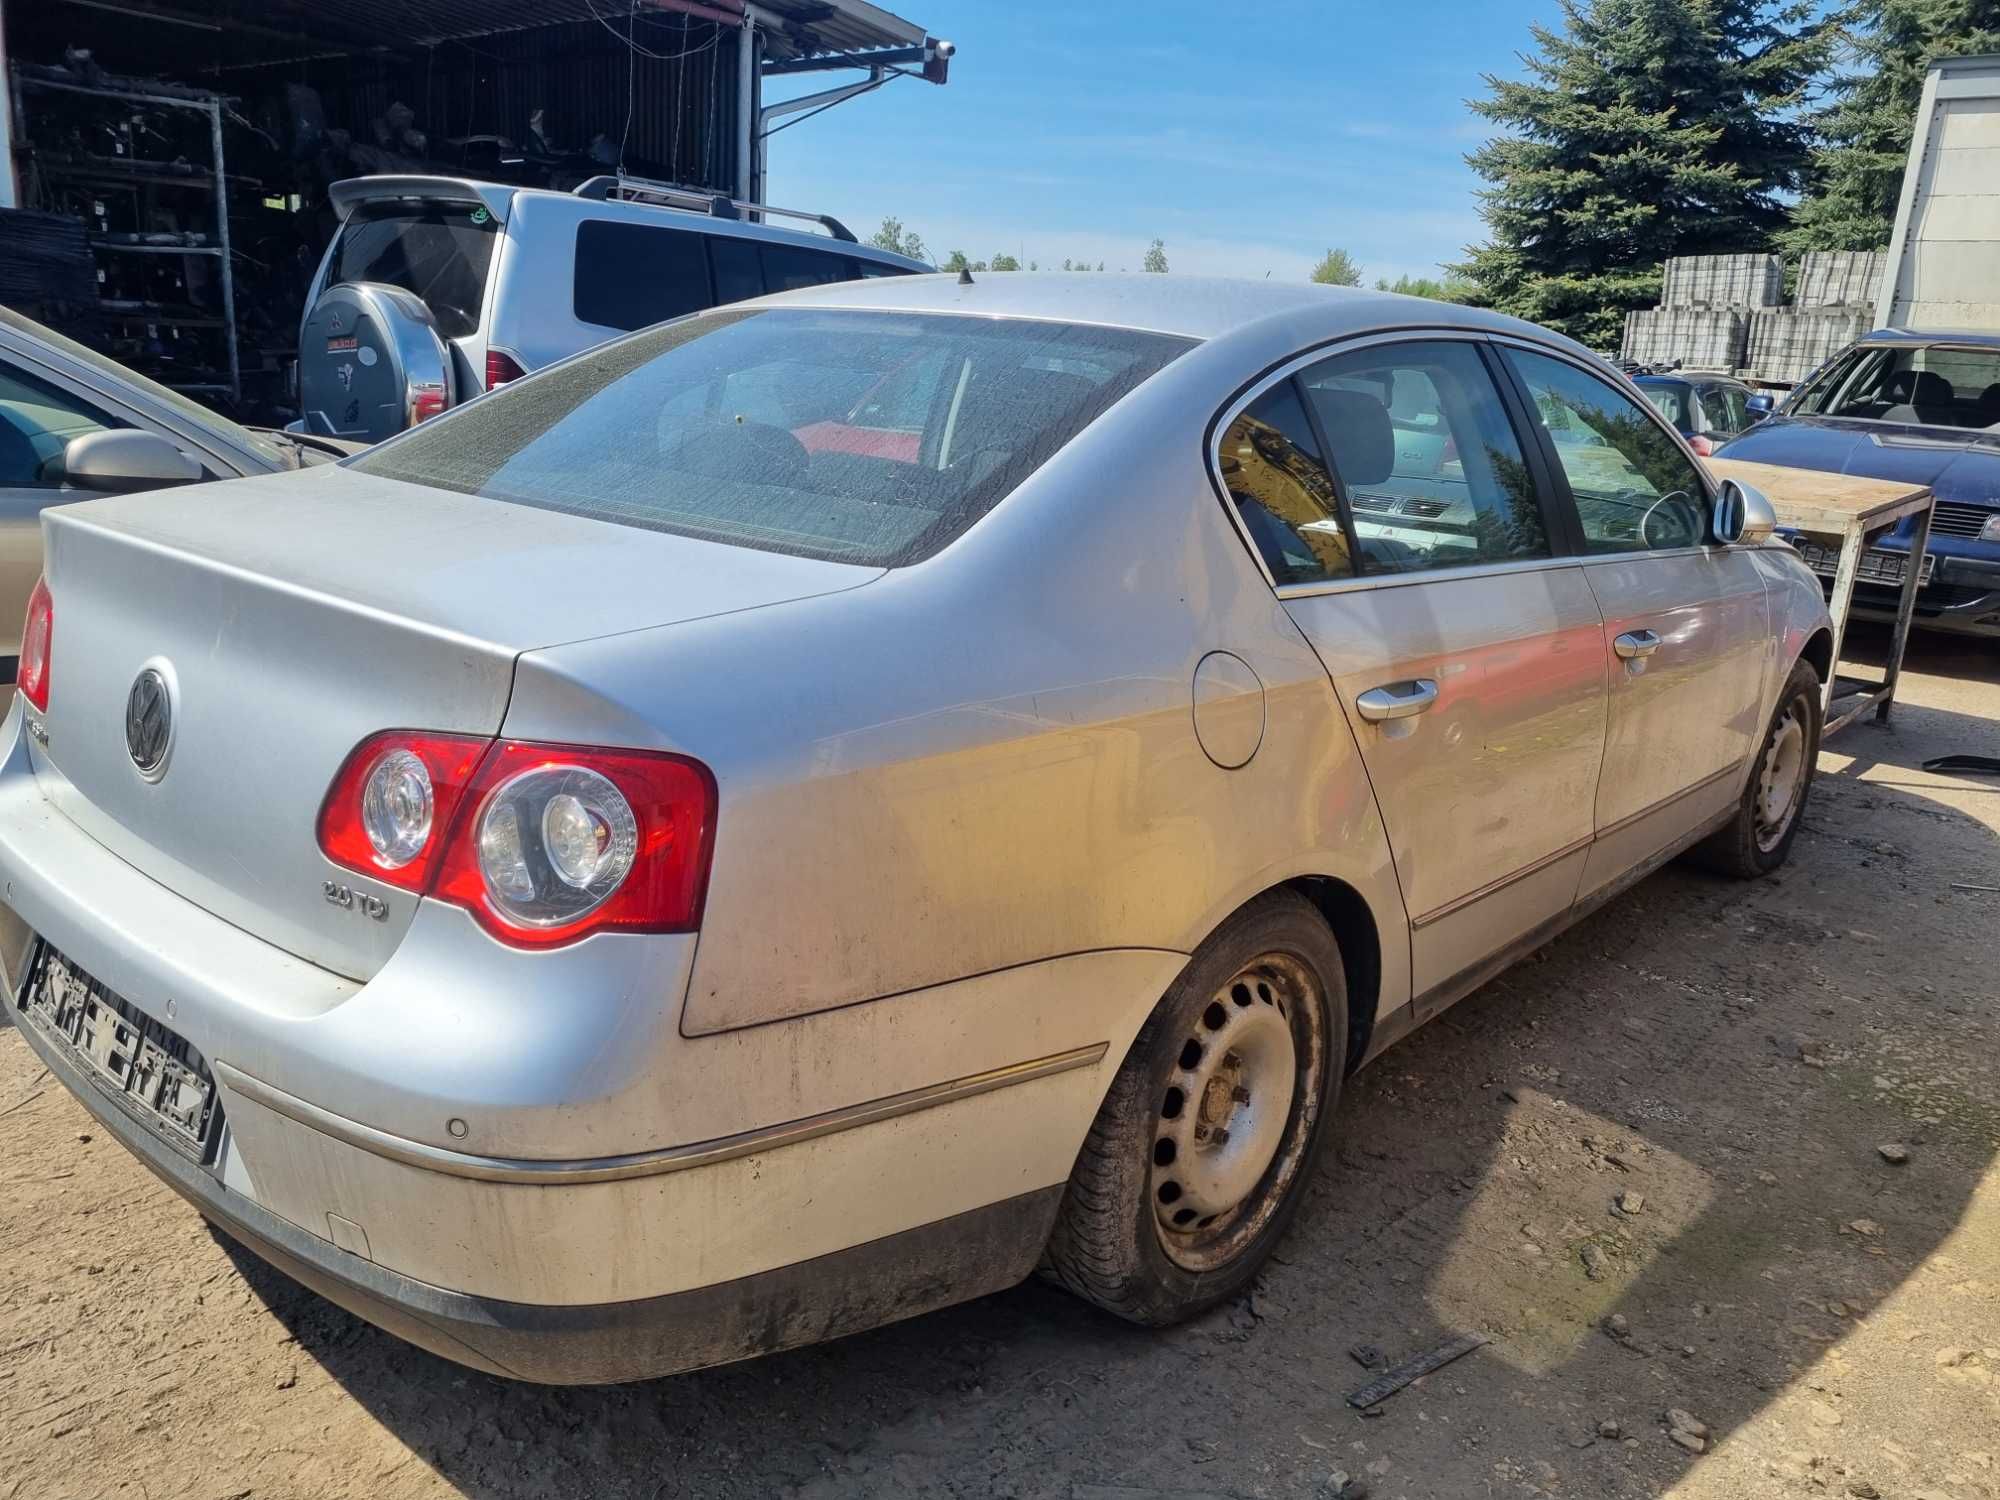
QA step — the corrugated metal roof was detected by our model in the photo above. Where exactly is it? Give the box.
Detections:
[757,0,927,58]
[217,0,926,62]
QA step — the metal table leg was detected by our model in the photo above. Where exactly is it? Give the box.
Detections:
[1876,503,1934,723]
[1822,528,1863,722]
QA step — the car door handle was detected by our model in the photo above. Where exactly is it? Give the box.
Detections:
[1614,629,1662,660]
[1355,679,1439,722]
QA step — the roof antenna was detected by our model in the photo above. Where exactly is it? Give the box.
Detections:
[957,266,975,286]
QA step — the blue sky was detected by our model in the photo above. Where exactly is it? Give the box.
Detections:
[765,0,1563,284]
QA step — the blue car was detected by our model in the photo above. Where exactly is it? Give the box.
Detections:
[1632,371,1761,456]
[1717,331,2000,638]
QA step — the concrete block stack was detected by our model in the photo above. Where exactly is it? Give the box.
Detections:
[1744,251,1885,384]
[1619,249,1887,383]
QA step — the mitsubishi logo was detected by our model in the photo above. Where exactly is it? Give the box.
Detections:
[125,667,173,780]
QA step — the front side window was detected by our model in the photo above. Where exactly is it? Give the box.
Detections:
[1217,382,1353,584]
[573,221,714,332]
[351,309,1193,566]
[0,363,119,486]
[1506,348,1707,554]
[1300,340,1549,573]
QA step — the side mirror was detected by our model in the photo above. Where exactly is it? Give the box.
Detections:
[1713,478,1777,546]
[1743,392,1776,422]
[61,430,205,493]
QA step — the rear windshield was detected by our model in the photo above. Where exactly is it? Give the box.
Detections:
[349,308,1194,566]
[332,203,499,340]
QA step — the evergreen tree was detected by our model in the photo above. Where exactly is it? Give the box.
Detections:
[1458,0,1832,345]
[1143,238,1169,273]
[1786,0,2000,251]
[1310,247,1364,286]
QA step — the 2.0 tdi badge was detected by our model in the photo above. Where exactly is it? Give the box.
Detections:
[125,666,174,780]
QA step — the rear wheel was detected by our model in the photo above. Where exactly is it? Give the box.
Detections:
[1043,890,1345,1325]
[1690,656,1821,877]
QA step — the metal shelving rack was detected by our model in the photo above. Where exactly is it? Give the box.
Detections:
[9,69,239,404]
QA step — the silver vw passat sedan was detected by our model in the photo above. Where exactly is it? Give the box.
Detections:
[0,276,1831,1383]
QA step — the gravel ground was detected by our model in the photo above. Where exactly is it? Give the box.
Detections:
[2,624,1996,1500]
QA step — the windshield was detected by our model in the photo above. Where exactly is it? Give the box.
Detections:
[1792,343,2000,430]
[350,308,1195,566]
[0,305,285,467]
[331,202,499,341]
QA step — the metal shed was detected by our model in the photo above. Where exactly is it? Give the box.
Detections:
[0,0,949,416]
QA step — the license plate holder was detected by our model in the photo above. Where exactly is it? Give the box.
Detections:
[1792,540,1936,588]
[14,942,220,1163]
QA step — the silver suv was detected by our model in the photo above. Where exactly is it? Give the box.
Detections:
[296,175,926,442]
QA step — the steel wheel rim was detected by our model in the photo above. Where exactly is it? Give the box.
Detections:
[1149,951,1326,1273]
[1756,699,1809,851]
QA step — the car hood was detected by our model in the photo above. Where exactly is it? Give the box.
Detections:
[1718,417,2000,506]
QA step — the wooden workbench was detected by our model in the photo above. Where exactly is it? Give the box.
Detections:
[1706,457,1936,736]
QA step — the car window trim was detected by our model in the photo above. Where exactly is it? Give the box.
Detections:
[1487,335,1720,557]
[1285,371,1368,581]
[1475,338,1585,559]
[1206,326,1599,595]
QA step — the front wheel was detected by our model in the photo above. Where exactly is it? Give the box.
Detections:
[1690,656,1821,877]
[1042,890,1346,1325]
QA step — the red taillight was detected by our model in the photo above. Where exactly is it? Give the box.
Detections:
[317,733,716,948]
[409,386,448,424]
[317,731,491,892]
[485,348,527,390]
[1689,433,1715,457]
[18,576,51,713]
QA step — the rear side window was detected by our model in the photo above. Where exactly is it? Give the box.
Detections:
[1641,385,1688,429]
[573,221,714,332]
[351,309,1194,567]
[1217,383,1354,584]
[332,203,498,340]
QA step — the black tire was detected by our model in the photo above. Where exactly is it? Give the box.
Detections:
[1041,890,1346,1326]
[1689,656,1822,878]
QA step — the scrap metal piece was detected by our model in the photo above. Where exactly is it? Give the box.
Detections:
[1345,1332,1490,1409]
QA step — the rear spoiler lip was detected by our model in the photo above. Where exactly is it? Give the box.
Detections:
[328,176,516,225]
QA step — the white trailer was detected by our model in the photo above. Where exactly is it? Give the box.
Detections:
[1878,54,2000,331]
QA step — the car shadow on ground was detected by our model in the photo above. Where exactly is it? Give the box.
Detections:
[220,686,2000,1500]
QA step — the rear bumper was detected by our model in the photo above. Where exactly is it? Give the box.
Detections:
[10,1003,1059,1383]
[0,697,1140,1375]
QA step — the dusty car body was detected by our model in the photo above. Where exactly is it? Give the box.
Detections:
[0,307,347,687]
[0,276,1831,1383]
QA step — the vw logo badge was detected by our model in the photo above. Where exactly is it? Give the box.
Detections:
[125,666,174,780]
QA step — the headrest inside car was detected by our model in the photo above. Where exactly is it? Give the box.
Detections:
[1305,387,1395,487]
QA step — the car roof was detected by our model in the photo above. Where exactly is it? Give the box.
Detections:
[1859,329,2000,350]
[744,272,1585,350]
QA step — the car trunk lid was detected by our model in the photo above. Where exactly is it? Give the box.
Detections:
[34,464,881,981]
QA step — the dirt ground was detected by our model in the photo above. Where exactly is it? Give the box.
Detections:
[2,623,1996,1500]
